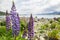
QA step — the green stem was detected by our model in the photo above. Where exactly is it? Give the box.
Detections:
[14,35,16,40]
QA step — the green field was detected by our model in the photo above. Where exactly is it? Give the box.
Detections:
[0,18,60,40]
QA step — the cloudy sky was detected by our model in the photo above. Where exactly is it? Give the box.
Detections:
[0,0,60,14]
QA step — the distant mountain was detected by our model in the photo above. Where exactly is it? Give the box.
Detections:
[20,11,60,15]
[0,11,5,15]
[36,11,60,15]
[0,11,60,16]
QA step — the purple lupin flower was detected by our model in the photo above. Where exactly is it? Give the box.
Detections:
[28,14,34,40]
[10,1,20,37]
[6,10,11,31]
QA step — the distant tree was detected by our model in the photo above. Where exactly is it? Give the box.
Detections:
[0,11,5,15]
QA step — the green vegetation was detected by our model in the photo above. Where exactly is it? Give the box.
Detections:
[0,20,27,40]
[0,11,5,15]
[48,30,59,40]
[0,21,6,26]
[0,18,60,40]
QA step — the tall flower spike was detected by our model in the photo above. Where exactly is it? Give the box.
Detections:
[28,14,34,40]
[6,10,11,31]
[10,1,20,36]
[11,1,16,11]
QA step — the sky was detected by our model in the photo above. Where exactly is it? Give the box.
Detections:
[0,0,60,14]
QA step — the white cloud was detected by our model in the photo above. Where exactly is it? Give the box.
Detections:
[0,0,60,14]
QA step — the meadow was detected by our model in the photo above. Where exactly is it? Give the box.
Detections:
[0,17,60,40]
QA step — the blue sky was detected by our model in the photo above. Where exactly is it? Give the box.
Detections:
[0,0,60,14]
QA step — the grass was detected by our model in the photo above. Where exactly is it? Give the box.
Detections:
[0,26,27,40]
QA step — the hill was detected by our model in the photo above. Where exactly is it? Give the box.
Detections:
[0,11,5,15]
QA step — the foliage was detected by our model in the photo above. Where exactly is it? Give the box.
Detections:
[0,21,6,26]
[0,20,27,40]
[50,22,57,29]
[41,24,49,30]
[1,17,60,40]
[0,26,26,40]
[48,30,59,39]
[20,20,27,31]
